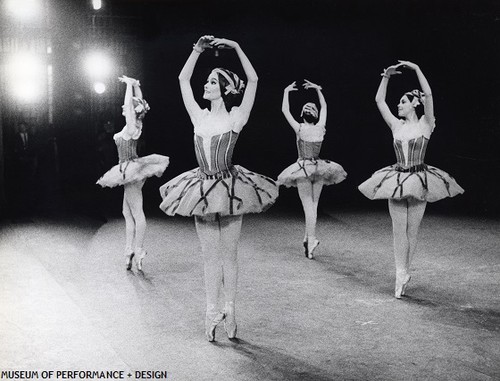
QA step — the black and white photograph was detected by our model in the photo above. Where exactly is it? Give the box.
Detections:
[1,0,499,380]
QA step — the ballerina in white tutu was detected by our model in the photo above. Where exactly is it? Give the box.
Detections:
[97,76,169,271]
[278,80,347,259]
[358,60,464,298]
[159,36,278,341]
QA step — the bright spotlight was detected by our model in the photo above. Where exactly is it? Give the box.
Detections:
[5,0,41,21]
[84,52,112,79]
[7,52,45,102]
[92,0,102,10]
[94,82,106,94]
[9,53,44,78]
[12,83,40,102]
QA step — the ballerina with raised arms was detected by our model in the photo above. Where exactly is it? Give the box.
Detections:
[159,35,278,341]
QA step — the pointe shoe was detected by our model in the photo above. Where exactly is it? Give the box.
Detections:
[134,248,147,271]
[303,239,309,258]
[205,310,225,342]
[395,272,411,299]
[224,302,237,339]
[307,239,319,259]
[125,249,135,270]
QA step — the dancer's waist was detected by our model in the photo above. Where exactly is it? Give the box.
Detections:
[394,163,427,173]
[118,154,138,163]
[197,166,238,180]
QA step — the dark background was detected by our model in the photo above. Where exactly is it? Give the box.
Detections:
[8,0,500,218]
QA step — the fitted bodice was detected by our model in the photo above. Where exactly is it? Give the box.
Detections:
[393,135,429,170]
[297,139,322,159]
[296,122,325,160]
[115,136,138,163]
[194,130,239,176]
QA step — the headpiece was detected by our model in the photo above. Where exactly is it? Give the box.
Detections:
[404,89,425,106]
[212,68,245,95]
[132,97,150,115]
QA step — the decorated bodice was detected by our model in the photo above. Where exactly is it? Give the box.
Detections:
[297,139,322,159]
[391,117,434,170]
[192,108,244,176]
[393,136,429,169]
[194,131,239,175]
[113,125,141,163]
[115,136,138,163]
[296,122,325,160]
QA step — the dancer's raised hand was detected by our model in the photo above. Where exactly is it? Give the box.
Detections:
[193,35,214,53]
[397,60,419,71]
[303,79,322,91]
[381,64,403,78]
[119,75,138,86]
[210,37,239,50]
[284,81,298,92]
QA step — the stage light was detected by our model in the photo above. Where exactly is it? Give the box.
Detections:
[7,52,45,102]
[84,52,112,79]
[92,0,102,10]
[12,83,40,102]
[5,0,41,21]
[93,82,106,94]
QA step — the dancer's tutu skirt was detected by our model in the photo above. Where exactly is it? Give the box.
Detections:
[277,158,347,187]
[97,154,170,188]
[159,165,278,217]
[358,164,464,202]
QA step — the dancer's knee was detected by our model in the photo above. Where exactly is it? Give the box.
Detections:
[122,205,132,220]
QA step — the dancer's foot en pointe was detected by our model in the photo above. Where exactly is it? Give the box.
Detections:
[224,302,237,339]
[307,237,319,259]
[134,247,147,271]
[125,247,135,270]
[205,307,225,342]
[395,271,411,299]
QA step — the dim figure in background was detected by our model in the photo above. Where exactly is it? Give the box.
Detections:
[159,35,278,341]
[358,60,464,298]
[95,119,119,219]
[97,119,117,174]
[278,80,347,259]
[97,76,169,271]
[8,120,39,220]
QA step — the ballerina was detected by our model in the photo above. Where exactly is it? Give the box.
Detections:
[358,60,464,298]
[159,36,278,341]
[278,80,347,259]
[97,75,169,271]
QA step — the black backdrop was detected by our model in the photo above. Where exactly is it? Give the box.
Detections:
[56,0,500,217]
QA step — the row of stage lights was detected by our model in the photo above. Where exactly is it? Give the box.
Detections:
[4,0,110,103]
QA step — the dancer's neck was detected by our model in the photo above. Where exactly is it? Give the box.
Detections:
[210,98,228,115]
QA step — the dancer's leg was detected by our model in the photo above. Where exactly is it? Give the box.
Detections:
[407,199,427,270]
[311,180,324,237]
[219,215,243,338]
[388,199,413,297]
[124,181,147,269]
[311,180,324,207]
[195,215,225,341]
[388,199,410,273]
[219,215,243,304]
[124,181,146,250]
[297,180,316,240]
[195,215,222,310]
[122,187,135,253]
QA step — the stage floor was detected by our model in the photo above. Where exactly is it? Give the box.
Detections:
[1,209,499,380]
